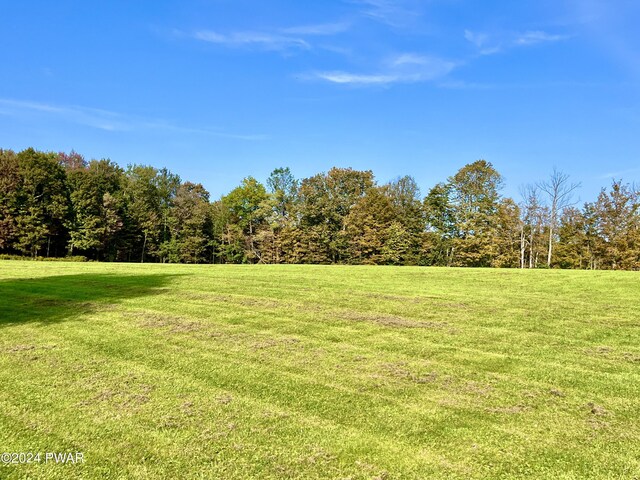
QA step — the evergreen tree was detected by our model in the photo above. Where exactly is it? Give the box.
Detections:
[165,182,211,263]
[0,149,20,251]
[125,165,162,262]
[14,148,70,257]
[66,159,125,259]
[423,182,456,266]
[590,180,640,270]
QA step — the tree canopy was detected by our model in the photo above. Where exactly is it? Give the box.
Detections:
[1,147,638,269]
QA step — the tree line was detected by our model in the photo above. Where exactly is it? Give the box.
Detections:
[1,147,638,269]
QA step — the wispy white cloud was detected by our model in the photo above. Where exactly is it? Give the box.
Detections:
[390,53,452,69]
[280,22,351,36]
[0,98,125,131]
[0,98,268,141]
[465,29,570,56]
[353,0,422,27]
[193,30,309,51]
[464,30,488,48]
[139,121,269,141]
[308,53,457,86]
[312,72,400,85]
[188,21,350,54]
[515,31,569,46]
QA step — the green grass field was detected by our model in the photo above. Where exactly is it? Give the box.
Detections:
[0,261,638,479]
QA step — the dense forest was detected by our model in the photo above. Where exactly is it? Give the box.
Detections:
[0,147,638,269]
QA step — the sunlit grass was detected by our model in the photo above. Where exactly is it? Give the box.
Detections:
[0,261,638,479]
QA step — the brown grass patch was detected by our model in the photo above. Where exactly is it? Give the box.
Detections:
[584,346,640,364]
[183,292,285,309]
[549,388,566,398]
[486,404,531,414]
[5,344,57,353]
[301,447,336,466]
[461,380,494,397]
[361,292,468,309]
[380,362,438,384]
[79,383,154,410]
[362,292,415,302]
[340,311,449,329]
[586,402,609,416]
[132,312,203,334]
[251,337,301,350]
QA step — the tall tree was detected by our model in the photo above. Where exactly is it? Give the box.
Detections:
[555,207,590,269]
[423,182,456,266]
[447,160,504,267]
[589,180,639,270]
[266,167,298,220]
[14,148,70,257]
[156,167,181,251]
[125,165,162,262]
[519,184,546,268]
[0,149,20,251]
[262,167,299,263]
[491,198,521,267]
[538,168,581,267]
[66,159,125,259]
[343,186,395,264]
[298,168,374,263]
[163,182,211,263]
[222,177,268,263]
[210,199,245,264]
[386,176,425,263]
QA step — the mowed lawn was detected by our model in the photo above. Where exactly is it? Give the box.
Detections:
[0,262,638,479]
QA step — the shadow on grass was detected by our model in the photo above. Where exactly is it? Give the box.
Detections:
[0,273,177,327]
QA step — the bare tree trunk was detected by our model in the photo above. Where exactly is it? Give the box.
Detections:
[249,221,256,263]
[520,227,525,269]
[538,168,581,269]
[547,225,553,267]
[141,232,147,263]
[529,229,534,269]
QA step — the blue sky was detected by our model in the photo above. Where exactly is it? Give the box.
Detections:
[1,0,639,201]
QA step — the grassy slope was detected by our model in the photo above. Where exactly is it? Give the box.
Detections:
[0,261,638,479]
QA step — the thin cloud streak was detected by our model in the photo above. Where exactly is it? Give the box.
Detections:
[353,0,422,27]
[515,31,570,46]
[0,98,268,141]
[465,29,571,56]
[193,30,309,51]
[0,98,125,131]
[309,53,457,86]
[312,72,400,85]
[280,22,351,36]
